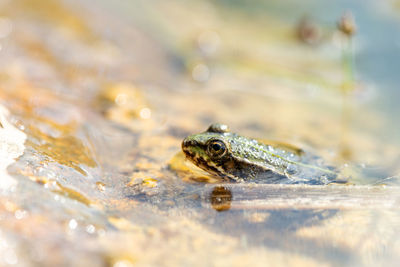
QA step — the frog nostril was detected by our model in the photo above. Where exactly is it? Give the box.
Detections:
[182,139,191,147]
[182,140,188,148]
[183,139,197,147]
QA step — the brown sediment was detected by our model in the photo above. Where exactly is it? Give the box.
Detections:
[53,181,92,206]
[26,125,97,176]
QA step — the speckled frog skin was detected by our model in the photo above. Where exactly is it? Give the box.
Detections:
[182,123,337,184]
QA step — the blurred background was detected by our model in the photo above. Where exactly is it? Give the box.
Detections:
[0,0,400,266]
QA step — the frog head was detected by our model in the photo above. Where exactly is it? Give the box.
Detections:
[181,123,234,180]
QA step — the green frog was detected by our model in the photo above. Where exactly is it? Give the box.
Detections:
[182,123,339,184]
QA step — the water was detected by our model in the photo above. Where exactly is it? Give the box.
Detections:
[1,0,400,266]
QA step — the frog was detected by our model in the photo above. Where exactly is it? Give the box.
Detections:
[181,123,339,184]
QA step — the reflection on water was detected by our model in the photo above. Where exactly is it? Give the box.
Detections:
[210,186,232,211]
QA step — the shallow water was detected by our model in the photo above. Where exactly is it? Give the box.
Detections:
[0,0,400,266]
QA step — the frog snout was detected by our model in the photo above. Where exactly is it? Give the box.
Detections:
[182,139,198,150]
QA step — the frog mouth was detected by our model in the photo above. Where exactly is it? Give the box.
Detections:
[182,150,234,181]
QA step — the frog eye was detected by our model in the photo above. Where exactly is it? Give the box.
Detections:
[207,139,228,158]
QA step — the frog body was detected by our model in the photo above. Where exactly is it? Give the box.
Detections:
[181,123,337,184]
